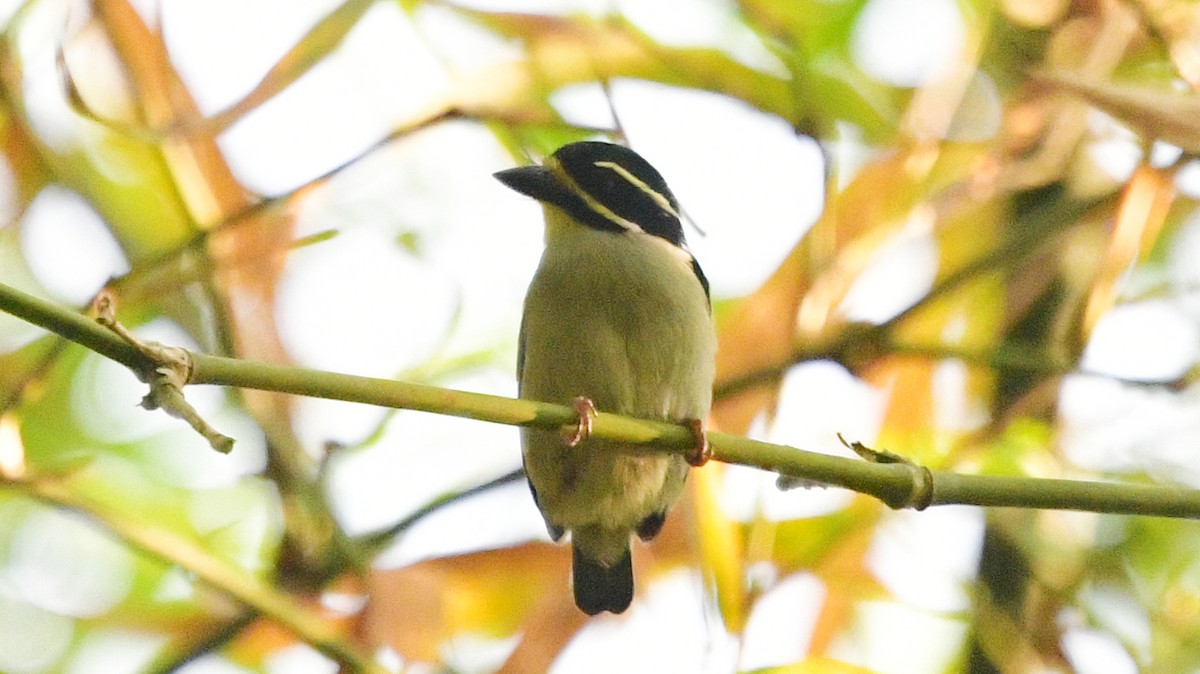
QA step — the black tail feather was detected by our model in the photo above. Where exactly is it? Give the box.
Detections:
[572,545,633,615]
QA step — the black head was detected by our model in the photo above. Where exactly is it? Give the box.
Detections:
[493,141,688,247]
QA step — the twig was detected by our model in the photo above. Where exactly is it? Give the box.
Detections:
[359,468,526,553]
[7,476,387,674]
[713,193,1118,400]
[93,293,233,453]
[143,610,259,674]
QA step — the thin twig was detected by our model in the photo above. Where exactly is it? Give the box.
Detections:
[8,476,387,674]
[144,610,259,674]
[93,293,233,453]
[713,193,1119,399]
[360,468,526,553]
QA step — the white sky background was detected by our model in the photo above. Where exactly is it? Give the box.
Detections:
[3,0,1200,673]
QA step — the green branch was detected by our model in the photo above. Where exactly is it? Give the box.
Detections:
[2,280,1199,519]
[0,282,147,370]
[143,611,259,674]
[6,476,387,674]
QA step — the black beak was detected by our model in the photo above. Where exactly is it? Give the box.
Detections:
[494,166,570,203]
[494,163,626,237]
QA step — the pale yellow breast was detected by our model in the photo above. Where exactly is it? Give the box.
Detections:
[518,212,716,546]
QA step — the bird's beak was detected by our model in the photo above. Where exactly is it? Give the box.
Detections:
[494,165,570,204]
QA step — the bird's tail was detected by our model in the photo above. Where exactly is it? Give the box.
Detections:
[572,544,633,615]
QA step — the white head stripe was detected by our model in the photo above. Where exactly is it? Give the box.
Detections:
[548,158,644,233]
[593,160,680,218]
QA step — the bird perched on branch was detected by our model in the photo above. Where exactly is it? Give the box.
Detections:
[495,141,716,615]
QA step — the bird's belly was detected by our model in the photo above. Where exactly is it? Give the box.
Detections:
[522,430,679,533]
[518,233,715,540]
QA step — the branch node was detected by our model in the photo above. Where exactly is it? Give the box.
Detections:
[93,293,234,454]
[912,465,934,511]
[839,433,933,510]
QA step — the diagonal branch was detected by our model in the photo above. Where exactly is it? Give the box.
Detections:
[7,475,387,674]
[713,192,1120,400]
[3,280,1200,519]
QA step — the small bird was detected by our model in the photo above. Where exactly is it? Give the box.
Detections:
[495,141,716,615]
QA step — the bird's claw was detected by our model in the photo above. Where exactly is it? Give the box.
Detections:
[564,397,597,447]
[685,419,710,466]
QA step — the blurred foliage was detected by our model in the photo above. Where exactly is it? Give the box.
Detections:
[2,0,1200,673]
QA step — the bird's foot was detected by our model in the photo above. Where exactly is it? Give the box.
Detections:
[563,396,597,447]
[685,419,710,466]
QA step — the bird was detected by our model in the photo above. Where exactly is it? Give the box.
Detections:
[494,141,716,615]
